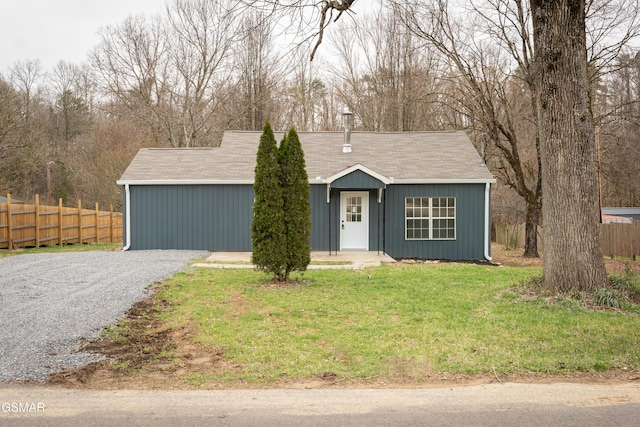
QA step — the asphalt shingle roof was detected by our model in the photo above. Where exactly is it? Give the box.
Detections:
[118,130,495,184]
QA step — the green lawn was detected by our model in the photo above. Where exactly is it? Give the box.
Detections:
[156,263,640,383]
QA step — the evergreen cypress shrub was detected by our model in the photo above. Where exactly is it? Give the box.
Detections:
[278,127,311,281]
[251,120,286,280]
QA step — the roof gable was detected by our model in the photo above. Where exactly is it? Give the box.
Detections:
[324,164,390,188]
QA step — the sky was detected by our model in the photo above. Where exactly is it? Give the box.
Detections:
[0,0,167,73]
[0,0,377,75]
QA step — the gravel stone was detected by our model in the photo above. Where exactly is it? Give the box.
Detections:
[0,250,206,382]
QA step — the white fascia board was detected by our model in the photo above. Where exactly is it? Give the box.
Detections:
[116,179,254,185]
[116,177,498,186]
[322,163,392,185]
[392,178,497,184]
[118,178,336,186]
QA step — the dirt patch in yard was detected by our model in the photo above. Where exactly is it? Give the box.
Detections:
[390,244,638,275]
[50,323,640,390]
[50,296,246,390]
[49,306,640,389]
[491,244,640,275]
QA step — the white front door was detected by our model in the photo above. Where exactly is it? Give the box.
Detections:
[340,191,369,250]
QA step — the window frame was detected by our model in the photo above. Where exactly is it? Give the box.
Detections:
[405,197,456,241]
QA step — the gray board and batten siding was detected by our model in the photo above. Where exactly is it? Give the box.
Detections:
[118,131,496,260]
[124,183,487,260]
[125,184,253,251]
[124,183,366,253]
[384,184,488,260]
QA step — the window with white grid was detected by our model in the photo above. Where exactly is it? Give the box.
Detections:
[405,197,456,240]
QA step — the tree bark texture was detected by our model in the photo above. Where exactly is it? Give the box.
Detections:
[531,0,607,292]
[523,198,541,258]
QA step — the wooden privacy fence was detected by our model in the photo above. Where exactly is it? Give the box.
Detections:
[601,222,640,260]
[493,224,543,251]
[0,194,123,250]
[494,222,640,260]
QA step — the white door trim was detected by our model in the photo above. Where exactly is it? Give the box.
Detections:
[340,191,369,250]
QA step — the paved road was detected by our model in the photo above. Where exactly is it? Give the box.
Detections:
[1,382,639,426]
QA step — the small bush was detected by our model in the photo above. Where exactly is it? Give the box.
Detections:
[609,270,640,305]
[610,276,632,292]
[593,288,621,309]
[518,273,640,312]
[610,276,635,295]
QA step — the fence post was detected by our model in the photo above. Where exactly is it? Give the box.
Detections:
[110,204,114,243]
[95,202,100,244]
[58,198,63,247]
[7,193,13,251]
[631,223,637,261]
[35,194,40,248]
[78,199,83,245]
[609,224,614,259]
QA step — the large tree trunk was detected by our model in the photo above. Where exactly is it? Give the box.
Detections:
[531,0,607,292]
[523,198,541,258]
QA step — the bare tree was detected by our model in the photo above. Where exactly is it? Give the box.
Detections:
[10,60,44,126]
[281,49,335,131]
[2,60,51,198]
[0,77,21,150]
[73,116,153,209]
[530,0,608,292]
[91,14,172,145]
[72,64,100,115]
[388,0,543,257]
[47,62,93,150]
[165,0,239,146]
[0,77,23,194]
[240,1,359,60]
[586,0,640,82]
[595,50,640,206]
[233,12,283,130]
[92,0,240,147]
[48,61,98,116]
[329,6,444,131]
[49,61,80,96]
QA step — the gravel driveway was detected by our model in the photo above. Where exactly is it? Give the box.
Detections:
[0,250,206,382]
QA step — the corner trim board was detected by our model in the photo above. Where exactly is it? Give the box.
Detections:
[122,184,131,251]
[484,182,492,262]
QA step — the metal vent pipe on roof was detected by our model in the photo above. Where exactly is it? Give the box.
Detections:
[343,111,353,154]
